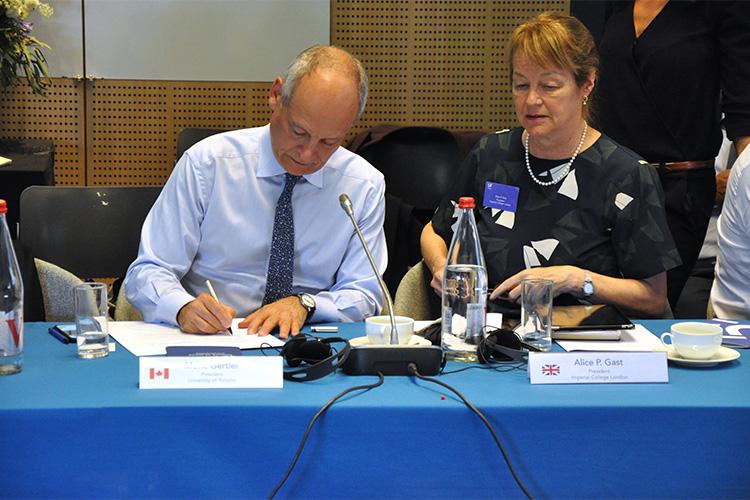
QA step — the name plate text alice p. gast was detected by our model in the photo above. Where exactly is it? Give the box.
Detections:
[139,356,283,389]
[528,352,668,385]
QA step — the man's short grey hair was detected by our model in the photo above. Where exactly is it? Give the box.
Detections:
[280,45,369,119]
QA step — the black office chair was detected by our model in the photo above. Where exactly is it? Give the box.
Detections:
[12,239,45,322]
[176,128,228,161]
[356,126,463,226]
[19,186,162,320]
[383,194,424,297]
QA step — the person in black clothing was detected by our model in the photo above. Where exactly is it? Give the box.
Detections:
[595,0,750,309]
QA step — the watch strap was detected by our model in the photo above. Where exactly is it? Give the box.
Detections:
[296,293,316,321]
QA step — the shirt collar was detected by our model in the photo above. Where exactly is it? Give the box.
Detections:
[257,124,325,189]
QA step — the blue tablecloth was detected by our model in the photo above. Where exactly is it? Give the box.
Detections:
[1,321,748,498]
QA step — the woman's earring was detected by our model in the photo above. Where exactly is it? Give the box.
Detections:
[583,95,589,106]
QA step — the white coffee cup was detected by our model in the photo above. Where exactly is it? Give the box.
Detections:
[660,322,723,360]
[365,315,414,345]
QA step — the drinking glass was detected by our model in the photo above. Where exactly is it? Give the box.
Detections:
[521,279,553,352]
[74,282,109,359]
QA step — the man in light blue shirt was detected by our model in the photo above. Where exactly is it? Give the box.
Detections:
[711,144,750,319]
[125,46,386,337]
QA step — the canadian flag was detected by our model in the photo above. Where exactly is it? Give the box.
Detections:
[149,368,170,380]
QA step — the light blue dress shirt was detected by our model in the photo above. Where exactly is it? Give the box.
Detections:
[712,145,750,319]
[125,125,387,326]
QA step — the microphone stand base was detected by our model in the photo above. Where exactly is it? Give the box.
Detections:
[341,345,444,376]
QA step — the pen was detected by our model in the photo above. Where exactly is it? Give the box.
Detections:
[205,279,234,335]
[311,326,339,333]
[47,326,73,344]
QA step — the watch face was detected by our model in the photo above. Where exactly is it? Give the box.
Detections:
[299,294,315,309]
[583,282,594,296]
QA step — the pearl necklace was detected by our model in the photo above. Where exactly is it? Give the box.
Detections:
[524,121,588,187]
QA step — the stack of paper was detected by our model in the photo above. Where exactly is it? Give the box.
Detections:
[556,324,661,352]
[108,319,283,357]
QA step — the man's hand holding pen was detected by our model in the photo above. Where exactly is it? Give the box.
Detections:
[177,293,236,335]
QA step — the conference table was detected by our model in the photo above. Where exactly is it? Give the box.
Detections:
[1,320,748,499]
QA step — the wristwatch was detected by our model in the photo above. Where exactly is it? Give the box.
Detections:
[582,271,595,298]
[296,293,316,321]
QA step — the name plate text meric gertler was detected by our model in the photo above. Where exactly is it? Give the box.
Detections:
[139,356,283,389]
[528,351,668,384]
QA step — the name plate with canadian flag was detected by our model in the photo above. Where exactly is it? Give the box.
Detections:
[528,352,668,385]
[139,356,283,389]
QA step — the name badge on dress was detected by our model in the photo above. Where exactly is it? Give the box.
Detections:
[483,181,519,212]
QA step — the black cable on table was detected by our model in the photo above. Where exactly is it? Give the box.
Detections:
[441,362,526,375]
[408,363,533,500]
[269,372,385,499]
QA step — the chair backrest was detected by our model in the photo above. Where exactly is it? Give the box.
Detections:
[13,239,46,321]
[115,285,144,321]
[33,258,84,322]
[19,186,162,281]
[176,128,228,161]
[383,194,424,297]
[357,127,462,225]
[393,260,441,321]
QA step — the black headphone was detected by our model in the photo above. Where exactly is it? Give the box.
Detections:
[279,334,351,382]
[477,328,539,364]
[415,323,537,364]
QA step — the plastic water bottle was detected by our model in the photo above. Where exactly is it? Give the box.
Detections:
[0,199,24,375]
[441,197,487,362]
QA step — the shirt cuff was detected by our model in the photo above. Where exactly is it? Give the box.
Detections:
[310,291,378,323]
[155,288,196,327]
[310,294,339,323]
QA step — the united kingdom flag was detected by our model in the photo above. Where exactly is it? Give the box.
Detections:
[542,364,560,376]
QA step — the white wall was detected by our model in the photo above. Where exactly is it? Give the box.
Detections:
[32,0,330,81]
[30,0,84,77]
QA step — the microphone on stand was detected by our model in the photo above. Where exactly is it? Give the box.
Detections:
[337,193,443,376]
[339,193,398,345]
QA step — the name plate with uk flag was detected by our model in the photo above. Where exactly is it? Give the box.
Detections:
[528,352,668,384]
[139,356,283,389]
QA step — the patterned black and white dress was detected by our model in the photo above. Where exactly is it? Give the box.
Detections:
[431,128,681,317]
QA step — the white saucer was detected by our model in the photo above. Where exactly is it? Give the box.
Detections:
[350,335,432,348]
[654,345,740,367]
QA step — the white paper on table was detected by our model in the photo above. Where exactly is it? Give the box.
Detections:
[414,319,439,332]
[414,312,504,335]
[108,319,284,357]
[556,323,661,352]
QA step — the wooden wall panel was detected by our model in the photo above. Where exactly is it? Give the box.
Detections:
[86,81,270,185]
[0,79,85,185]
[333,0,569,136]
[1,0,568,186]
